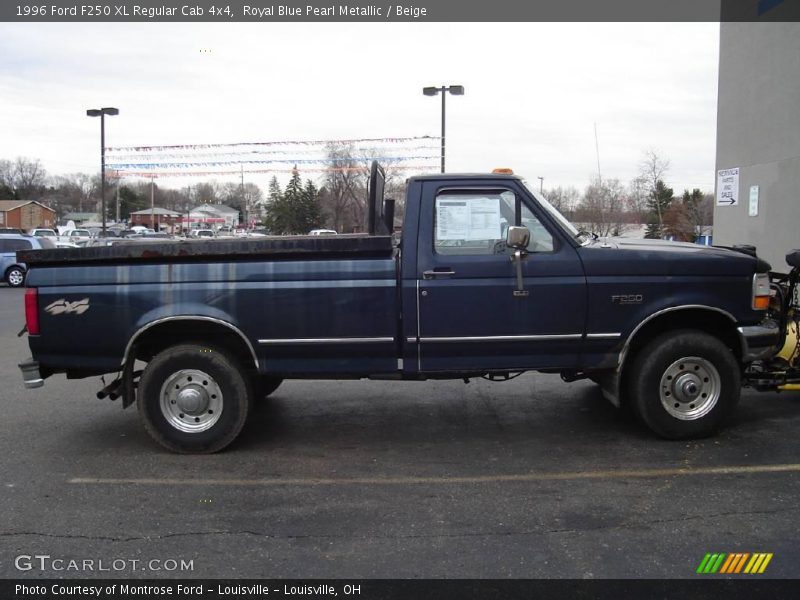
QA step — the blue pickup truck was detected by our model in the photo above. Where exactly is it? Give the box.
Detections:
[17,164,799,453]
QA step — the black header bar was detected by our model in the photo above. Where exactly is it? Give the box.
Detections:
[3,0,800,23]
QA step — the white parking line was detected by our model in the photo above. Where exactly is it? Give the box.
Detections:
[68,463,800,487]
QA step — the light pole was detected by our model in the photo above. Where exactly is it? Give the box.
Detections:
[422,85,464,173]
[86,107,119,234]
[537,176,544,194]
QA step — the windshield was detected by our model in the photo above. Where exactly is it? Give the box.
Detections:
[522,181,590,246]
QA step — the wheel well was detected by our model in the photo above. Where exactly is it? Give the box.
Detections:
[129,320,258,371]
[5,264,24,277]
[619,308,742,406]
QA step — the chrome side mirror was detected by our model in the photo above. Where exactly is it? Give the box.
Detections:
[506,226,530,250]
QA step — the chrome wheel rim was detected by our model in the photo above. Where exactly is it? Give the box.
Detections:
[159,369,223,433]
[8,270,24,286]
[659,357,720,420]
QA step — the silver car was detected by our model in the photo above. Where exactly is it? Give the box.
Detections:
[0,234,55,287]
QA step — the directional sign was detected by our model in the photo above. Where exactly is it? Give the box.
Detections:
[717,167,739,206]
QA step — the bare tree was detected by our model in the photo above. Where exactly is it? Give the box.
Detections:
[194,181,222,204]
[0,159,14,197]
[13,157,47,199]
[639,150,671,235]
[574,177,630,237]
[543,186,580,216]
[627,175,650,221]
[319,143,366,233]
[50,173,97,212]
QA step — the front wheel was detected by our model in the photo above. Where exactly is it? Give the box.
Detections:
[5,266,25,287]
[627,330,740,439]
[137,344,252,453]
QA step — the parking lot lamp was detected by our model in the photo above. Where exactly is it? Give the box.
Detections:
[422,85,464,173]
[86,107,119,234]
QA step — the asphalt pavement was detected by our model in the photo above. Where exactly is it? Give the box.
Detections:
[1,284,799,579]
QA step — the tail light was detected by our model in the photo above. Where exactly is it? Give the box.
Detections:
[752,273,770,310]
[25,288,39,335]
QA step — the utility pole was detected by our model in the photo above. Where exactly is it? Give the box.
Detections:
[240,164,247,229]
[150,176,155,230]
[115,173,120,224]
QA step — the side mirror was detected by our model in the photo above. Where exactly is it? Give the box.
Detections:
[506,226,530,250]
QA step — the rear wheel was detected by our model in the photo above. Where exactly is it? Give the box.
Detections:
[627,330,740,439]
[5,266,25,287]
[137,343,252,453]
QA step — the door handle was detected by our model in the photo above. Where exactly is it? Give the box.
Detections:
[423,269,456,279]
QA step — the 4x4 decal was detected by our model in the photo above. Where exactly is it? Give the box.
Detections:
[44,298,90,315]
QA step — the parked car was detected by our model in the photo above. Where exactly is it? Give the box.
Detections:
[28,228,57,239]
[60,229,92,246]
[0,227,23,234]
[0,233,55,287]
[90,229,120,238]
[309,228,338,236]
[192,229,216,238]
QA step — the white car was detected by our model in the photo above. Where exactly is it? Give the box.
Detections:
[61,229,92,245]
[192,229,216,238]
[29,228,57,239]
[308,229,337,236]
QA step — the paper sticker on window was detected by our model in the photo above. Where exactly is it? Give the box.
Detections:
[437,198,502,241]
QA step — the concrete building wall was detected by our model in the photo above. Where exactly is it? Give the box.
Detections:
[714,22,800,271]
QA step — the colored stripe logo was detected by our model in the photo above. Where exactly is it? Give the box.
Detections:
[697,553,773,574]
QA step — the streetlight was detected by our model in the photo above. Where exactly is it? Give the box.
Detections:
[537,176,544,194]
[86,107,119,234]
[422,85,464,173]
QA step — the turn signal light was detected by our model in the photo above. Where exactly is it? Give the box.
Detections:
[753,295,770,310]
[752,273,771,311]
[25,288,39,335]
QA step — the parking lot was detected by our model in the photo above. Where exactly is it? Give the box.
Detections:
[1,284,799,579]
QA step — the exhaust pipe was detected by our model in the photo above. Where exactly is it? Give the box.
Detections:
[97,378,123,400]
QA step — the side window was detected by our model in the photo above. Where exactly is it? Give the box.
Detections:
[5,239,32,252]
[0,240,8,253]
[520,203,554,253]
[434,190,553,256]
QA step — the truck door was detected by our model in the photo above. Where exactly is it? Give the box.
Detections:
[414,181,587,372]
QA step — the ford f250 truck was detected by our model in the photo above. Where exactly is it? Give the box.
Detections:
[17,163,800,453]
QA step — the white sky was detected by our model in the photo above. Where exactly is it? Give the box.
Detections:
[0,22,720,194]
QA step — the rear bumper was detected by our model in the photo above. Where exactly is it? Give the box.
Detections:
[738,322,781,362]
[18,358,44,389]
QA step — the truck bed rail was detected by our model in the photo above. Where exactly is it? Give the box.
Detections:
[18,234,394,266]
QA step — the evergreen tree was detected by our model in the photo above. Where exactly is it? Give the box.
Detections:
[644,179,674,239]
[263,168,323,234]
[267,176,281,205]
[300,179,322,231]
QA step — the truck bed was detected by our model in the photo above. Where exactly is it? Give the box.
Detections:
[18,234,394,266]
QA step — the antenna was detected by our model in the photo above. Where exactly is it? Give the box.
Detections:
[594,122,602,183]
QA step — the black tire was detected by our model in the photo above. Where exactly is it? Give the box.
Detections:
[259,376,283,399]
[5,266,25,288]
[137,343,252,453]
[627,330,740,439]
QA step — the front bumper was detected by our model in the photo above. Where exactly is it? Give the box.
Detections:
[19,358,44,389]
[738,322,781,362]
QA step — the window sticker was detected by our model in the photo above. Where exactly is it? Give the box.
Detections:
[436,197,502,241]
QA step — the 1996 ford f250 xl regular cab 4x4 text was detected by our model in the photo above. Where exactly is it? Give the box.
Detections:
[16,163,800,452]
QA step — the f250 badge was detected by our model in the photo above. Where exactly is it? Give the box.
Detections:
[611,294,643,305]
[44,298,90,315]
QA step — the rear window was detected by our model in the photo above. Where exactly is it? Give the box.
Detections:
[37,238,56,249]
